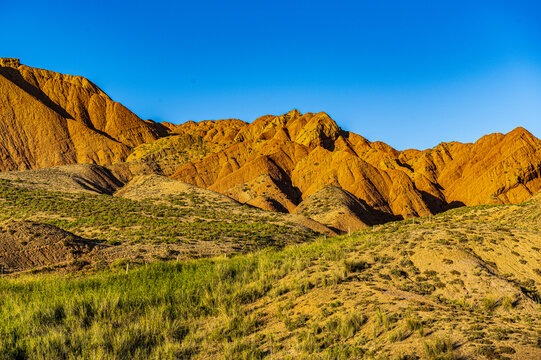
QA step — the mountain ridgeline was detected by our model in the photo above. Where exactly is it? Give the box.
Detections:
[0,58,163,170]
[1,59,540,231]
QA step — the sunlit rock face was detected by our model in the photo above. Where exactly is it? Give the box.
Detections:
[0,58,160,171]
[164,109,541,225]
[1,59,540,227]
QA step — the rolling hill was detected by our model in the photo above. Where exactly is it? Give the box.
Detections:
[1,190,540,359]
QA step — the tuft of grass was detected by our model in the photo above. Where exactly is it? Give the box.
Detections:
[341,313,367,338]
[343,259,368,274]
[501,296,516,310]
[481,296,499,312]
[405,316,423,333]
[375,308,392,332]
[423,337,456,360]
[388,327,408,343]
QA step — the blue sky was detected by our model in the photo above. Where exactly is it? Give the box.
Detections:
[1,0,540,150]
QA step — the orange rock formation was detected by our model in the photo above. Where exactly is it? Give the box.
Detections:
[167,110,541,228]
[1,60,540,229]
[0,59,160,171]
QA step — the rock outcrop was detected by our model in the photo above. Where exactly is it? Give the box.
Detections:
[0,59,160,171]
[167,111,427,222]
[160,110,541,227]
[403,127,541,206]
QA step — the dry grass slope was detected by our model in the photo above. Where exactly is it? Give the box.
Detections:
[0,175,325,273]
[0,164,124,195]
[0,192,540,358]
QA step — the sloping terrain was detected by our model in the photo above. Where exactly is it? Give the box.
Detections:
[0,58,160,171]
[0,175,328,270]
[294,185,396,232]
[125,119,247,176]
[401,127,541,206]
[153,110,541,228]
[115,174,332,235]
[0,221,97,273]
[2,55,541,360]
[114,173,239,206]
[0,191,540,359]
[1,58,540,229]
[0,163,124,195]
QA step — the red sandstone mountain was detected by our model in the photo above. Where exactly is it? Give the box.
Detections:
[0,58,160,171]
[163,110,541,230]
[1,59,540,231]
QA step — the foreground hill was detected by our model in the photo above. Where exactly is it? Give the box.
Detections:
[1,192,540,359]
[0,221,98,273]
[0,58,160,171]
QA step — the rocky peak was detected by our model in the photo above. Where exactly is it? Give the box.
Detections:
[0,58,21,67]
[293,112,342,149]
[281,109,302,122]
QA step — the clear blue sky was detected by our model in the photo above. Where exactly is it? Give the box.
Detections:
[2,0,540,150]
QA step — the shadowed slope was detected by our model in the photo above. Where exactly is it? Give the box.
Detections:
[0,221,97,273]
[294,186,397,232]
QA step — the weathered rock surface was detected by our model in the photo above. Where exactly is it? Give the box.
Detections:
[2,59,540,228]
[164,110,541,227]
[402,127,541,206]
[0,59,160,171]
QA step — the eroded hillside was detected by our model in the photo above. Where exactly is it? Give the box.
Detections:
[2,60,540,231]
[0,173,328,273]
[0,58,161,171]
[129,110,541,231]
